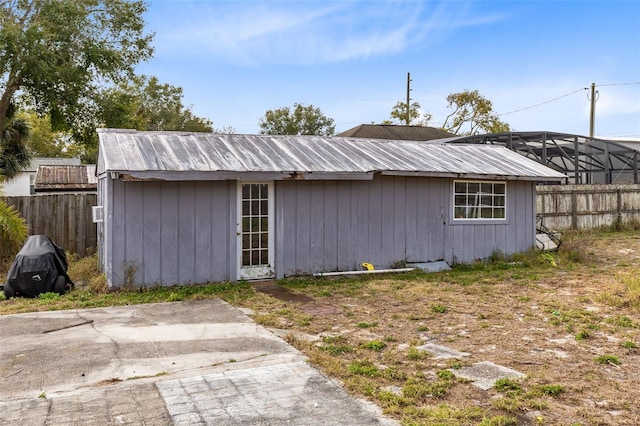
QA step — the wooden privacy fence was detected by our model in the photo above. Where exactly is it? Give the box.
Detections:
[537,184,640,231]
[1,193,97,255]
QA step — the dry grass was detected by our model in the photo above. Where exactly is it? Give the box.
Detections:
[240,232,640,425]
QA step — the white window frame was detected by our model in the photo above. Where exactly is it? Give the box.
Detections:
[452,180,507,222]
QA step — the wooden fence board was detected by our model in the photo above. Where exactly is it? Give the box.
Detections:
[536,184,640,231]
[1,193,97,255]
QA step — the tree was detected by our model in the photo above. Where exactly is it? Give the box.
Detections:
[442,90,510,135]
[382,101,432,126]
[0,104,31,179]
[72,75,215,161]
[384,90,510,135]
[98,76,214,132]
[0,0,154,140]
[0,103,30,260]
[19,110,80,158]
[259,103,335,136]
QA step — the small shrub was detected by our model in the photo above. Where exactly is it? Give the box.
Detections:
[431,304,447,314]
[575,330,590,341]
[595,354,621,365]
[494,378,521,392]
[539,384,564,396]
[479,416,519,426]
[361,340,386,351]
[608,315,635,328]
[407,346,428,361]
[436,369,455,380]
[621,340,637,349]
[357,321,377,328]
[348,360,380,377]
[38,292,61,301]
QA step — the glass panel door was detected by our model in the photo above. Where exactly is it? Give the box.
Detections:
[238,182,274,279]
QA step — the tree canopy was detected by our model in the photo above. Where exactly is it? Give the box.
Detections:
[259,103,335,136]
[442,90,510,135]
[0,0,154,164]
[384,90,510,135]
[382,101,432,126]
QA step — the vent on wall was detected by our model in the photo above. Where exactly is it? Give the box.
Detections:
[92,206,104,223]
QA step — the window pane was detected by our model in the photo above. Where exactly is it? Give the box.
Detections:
[454,195,466,206]
[251,184,259,198]
[495,184,505,194]
[480,208,493,218]
[468,183,479,194]
[251,200,259,215]
[454,182,466,193]
[495,208,505,219]
[251,250,260,265]
[242,251,250,266]
[260,217,268,232]
[260,184,268,198]
[495,195,505,207]
[242,184,250,199]
[454,207,466,219]
[242,217,250,232]
[261,232,268,248]
[261,200,268,215]
[260,249,268,265]
[481,195,492,206]
[480,182,492,194]
[242,200,250,216]
[251,233,260,248]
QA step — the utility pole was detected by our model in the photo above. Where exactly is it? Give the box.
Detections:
[589,82,597,139]
[406,72,412,125]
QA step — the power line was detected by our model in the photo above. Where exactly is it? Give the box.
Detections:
[497,88,587,117]
[597,81,640,87]
[497,81,640,117]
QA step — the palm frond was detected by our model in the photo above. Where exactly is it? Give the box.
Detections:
[0,201,29,261]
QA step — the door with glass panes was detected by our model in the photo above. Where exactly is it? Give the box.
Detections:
[237,182,274,280]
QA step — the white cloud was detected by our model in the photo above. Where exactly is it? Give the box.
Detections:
[154,1,506,66]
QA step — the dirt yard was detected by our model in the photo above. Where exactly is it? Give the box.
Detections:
[245,232,640,425]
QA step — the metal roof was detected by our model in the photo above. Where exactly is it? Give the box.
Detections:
[35,165,97,191]
[97,129,566,182]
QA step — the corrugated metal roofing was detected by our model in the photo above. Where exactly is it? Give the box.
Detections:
[35,165,97,191]
[97,129,566,182]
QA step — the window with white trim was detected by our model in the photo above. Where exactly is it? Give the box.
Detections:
[453,181,506,220]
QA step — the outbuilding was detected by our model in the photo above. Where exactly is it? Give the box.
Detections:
[96,129,565,288]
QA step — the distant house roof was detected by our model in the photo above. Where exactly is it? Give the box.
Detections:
[337,124,455,141]
[24,157,82,173]
[97,129,566,182]
[35,165,97,192]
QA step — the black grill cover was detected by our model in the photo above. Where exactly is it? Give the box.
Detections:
[6,235,73,297]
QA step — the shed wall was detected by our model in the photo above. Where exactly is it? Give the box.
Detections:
[107,179,234,287]
[101,176,537,286]
[446,180,536,263]
[275,176,535,277]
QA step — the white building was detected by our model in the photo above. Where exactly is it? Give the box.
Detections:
[1,157,81,196]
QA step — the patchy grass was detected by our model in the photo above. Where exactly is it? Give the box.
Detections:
[2,232,640,425]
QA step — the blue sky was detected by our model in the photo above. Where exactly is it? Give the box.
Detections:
[137,0,640,138]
